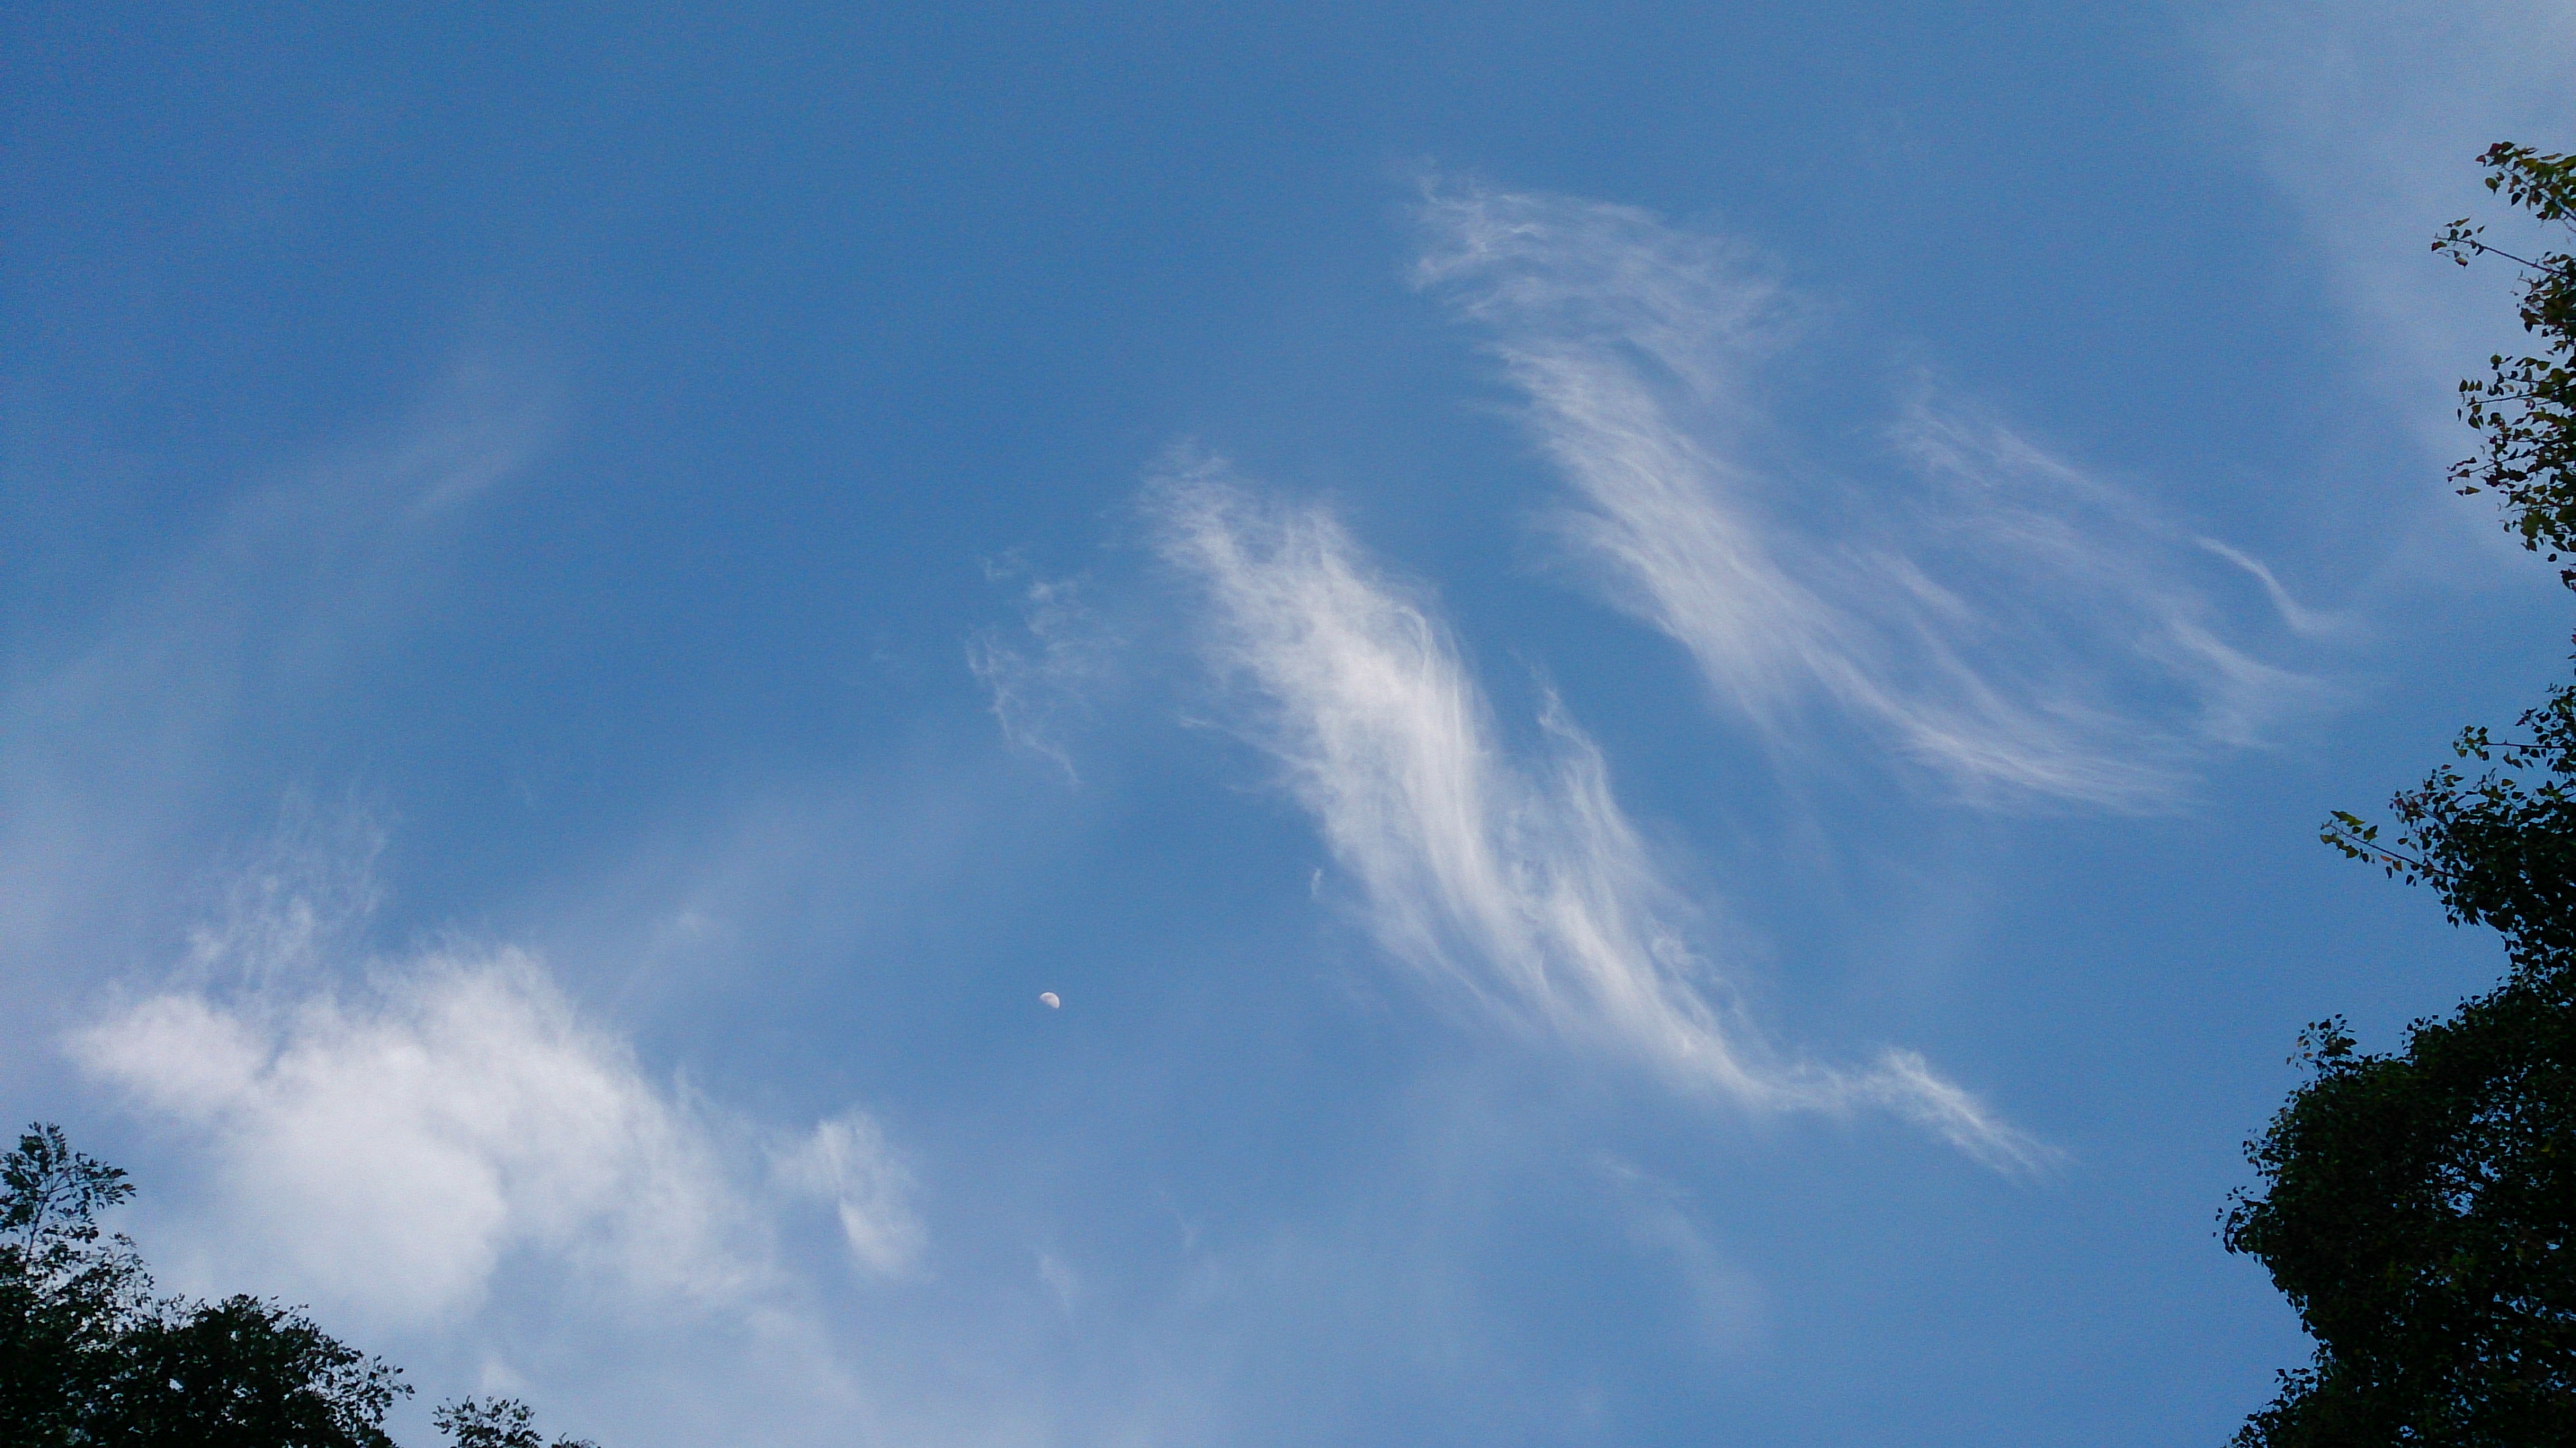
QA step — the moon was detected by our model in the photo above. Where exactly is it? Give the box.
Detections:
[1038,991,1061,1009]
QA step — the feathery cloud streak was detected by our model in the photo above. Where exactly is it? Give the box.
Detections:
[1415,187,2307,808]
[1153,464,2049,1171]
[969,562,1113,782]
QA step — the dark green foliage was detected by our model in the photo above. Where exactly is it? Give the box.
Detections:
[97,1294,409,1447]
[2437,145,2576,583]
[2325,677,2576,977]
[1,1123,151,1445]
[0,1125,595,1448]
[0,1123,405,1448]
[436,1396,600,1448]
[2223,990,2576,1444]
[2226,145,2576,1446]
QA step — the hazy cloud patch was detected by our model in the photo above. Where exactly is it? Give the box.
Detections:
[2203,0,2576,445]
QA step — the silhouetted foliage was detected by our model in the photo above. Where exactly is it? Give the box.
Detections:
[2226,145,2576,1446]
[436,1396,599,1448]
[2439,144,2576,586]
[0,1124,595,1448]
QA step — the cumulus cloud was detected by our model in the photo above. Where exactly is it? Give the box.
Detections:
[1153,463,2051,1172]
[68,824,918,1328]
[74,951,762,1322]
[1414,185,2312,809]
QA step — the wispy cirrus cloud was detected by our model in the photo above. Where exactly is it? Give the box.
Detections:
[969,558,1115,782]
[1153,461,2050,1172]
[68,815,921,1331]
[1414,185,2314,809]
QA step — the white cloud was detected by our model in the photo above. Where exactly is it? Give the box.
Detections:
[75,951,758,1323]
[1414,185,2313,809]
[67,825,919,1329]
[1153,463,2051,1172]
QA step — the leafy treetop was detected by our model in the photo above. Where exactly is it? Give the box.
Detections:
[2437,143,2576,583]
[2226,143,2576,1447]
[0,1123,598,1448]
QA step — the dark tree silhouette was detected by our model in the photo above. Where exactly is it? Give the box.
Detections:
[2226,145,2576,1447]
[0,1123,593,1448]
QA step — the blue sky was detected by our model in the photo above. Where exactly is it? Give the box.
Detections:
[6,3,2574,1443]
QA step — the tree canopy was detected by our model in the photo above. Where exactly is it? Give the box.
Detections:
[2223,144,2576,1447]
[0,1123,595,1448]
